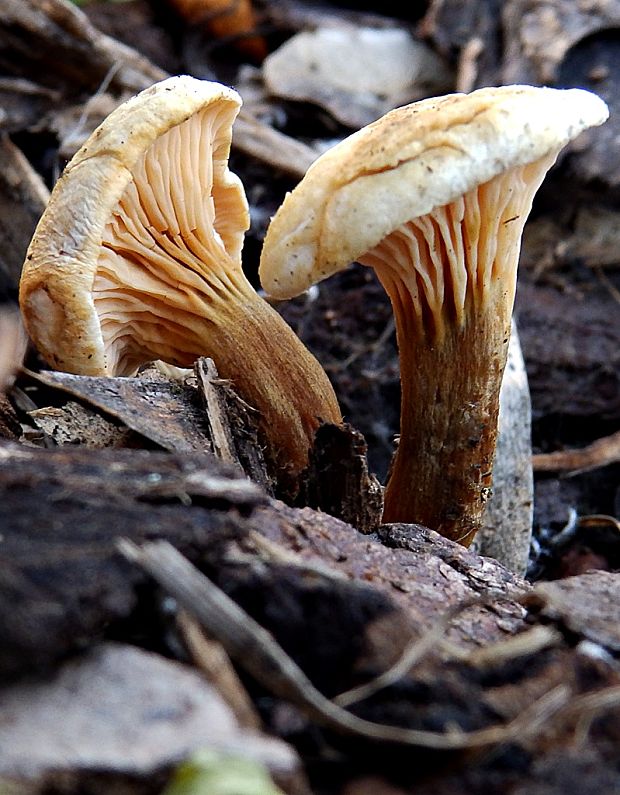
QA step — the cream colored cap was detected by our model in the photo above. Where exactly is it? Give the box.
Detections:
[259,85,609,299]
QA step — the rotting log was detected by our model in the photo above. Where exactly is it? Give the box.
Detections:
[0,437,529,683]
[1,391,619,791]
[0,443,264,679]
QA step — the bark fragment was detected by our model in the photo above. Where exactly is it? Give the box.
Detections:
[297,421,384,533]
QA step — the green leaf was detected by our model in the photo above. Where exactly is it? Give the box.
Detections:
[162,750,285,795]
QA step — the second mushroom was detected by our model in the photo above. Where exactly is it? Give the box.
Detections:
[259,85,609,545]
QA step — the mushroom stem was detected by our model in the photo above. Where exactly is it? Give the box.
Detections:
[205,298,343,490]
[362,156,555,543]
[94,262,341,493]
[380,296,509,544]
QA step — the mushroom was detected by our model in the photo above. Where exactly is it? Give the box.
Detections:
[259,85,609,544]
[19,75,342,493]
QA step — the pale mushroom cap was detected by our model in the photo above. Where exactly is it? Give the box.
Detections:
[259,85,609,299]
[19,75,247,374]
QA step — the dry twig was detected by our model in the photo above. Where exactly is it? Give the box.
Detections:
[119,538,573,751]
[177,609,263,731]
[336,601,558,707]
[532,430,620,475]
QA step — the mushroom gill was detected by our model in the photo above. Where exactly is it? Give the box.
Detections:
[93,105,250,375]
[360,155,557,541]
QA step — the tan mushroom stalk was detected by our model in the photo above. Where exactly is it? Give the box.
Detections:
[19,76,341,492]
[259,85,608,545]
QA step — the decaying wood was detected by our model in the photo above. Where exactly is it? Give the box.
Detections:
[0,371,618,790]
[251,506,529,648]
[119,538,569,751]
[23,359,273,491]
[195,359,241,465]
[0,429,533,683]
[195,357,273,494]
[24,367,216,453]
[0,442,264,679]
[20,361,384,521]
[28,400,134,448]
[119,536,620,787]
[378,528,527,637]
[298,421,384,534]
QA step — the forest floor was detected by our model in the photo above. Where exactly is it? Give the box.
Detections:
[0,1,619,794]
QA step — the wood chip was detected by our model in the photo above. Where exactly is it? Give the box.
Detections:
[24,368,215,454]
